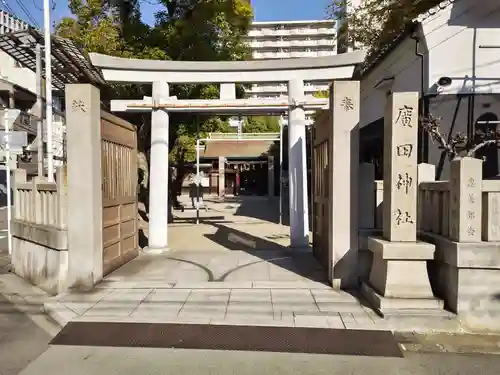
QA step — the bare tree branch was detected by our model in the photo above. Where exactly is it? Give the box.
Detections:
[420,115,456,160]
[421,114,500,160]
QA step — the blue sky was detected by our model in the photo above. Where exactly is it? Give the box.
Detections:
[2,0,331,29]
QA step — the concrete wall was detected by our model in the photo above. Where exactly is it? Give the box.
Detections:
[10,168,69,294]
[11,222,68,295]
[428,239,500,330]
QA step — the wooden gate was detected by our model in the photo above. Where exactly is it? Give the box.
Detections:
[100,111,139,276]
[312,110,332,273]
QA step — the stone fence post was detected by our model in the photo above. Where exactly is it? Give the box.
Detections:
[329,80,360,289]
[65,84,103,290]
[417,163,435,232]
[12,169,26,221]
[449,157,482,242]
[55,166,67,230]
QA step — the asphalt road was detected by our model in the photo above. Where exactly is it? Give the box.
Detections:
[16,346,500,375]
[0,232,55,375]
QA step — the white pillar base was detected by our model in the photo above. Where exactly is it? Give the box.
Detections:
[142,247,170,255]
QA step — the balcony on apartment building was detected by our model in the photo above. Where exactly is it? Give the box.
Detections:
[248,26,336,38]
[247,38,336,49]
[252,50,335,59]
[0,10,28,34]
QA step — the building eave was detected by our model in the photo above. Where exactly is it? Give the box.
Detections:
[414,0,459,23]
[355,22,419,79]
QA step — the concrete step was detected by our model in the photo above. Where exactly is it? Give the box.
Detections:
[361,283,448,317]
[381,308,456,320]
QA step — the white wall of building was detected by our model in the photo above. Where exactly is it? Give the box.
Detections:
[423,0,500,95]
[0,11,36,94]
[0,52,37,94]
[0,11,65,169]
[359,37,423,127]
[359,0,500,179]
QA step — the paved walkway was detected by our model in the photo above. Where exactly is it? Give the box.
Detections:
[45,196,463,333]
[159,196,303,251]
[46,282,460,332]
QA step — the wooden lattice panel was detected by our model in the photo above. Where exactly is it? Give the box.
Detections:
[100,112,138,276]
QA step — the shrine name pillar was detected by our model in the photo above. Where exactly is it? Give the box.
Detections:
[148,81,170,251]
[288,79,309,248]
[363,92,439,314]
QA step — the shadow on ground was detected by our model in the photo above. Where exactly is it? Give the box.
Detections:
[204,222,325,283]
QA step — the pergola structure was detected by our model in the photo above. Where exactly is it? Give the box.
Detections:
[0,27,107,179]
[90,50,366,251]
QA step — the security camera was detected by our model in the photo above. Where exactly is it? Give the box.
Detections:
[437,77,452,87]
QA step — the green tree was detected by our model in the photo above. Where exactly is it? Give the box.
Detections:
[243,116,281,133]
[313,90,329,99]
[310,90,329,122]
[153,0,253,197]
[56,0,254,202]
[329,0,443,61]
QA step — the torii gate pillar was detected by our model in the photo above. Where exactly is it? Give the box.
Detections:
[147,81,170,251]
[288,79,310,248]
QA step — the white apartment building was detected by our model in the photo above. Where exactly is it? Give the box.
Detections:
[0,11,65,171]
[244,20,337,125]
[0,10,28,34]
[0,10,34,93]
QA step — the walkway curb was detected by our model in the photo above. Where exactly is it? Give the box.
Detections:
[395,331,500,355]
[0,273,61,337]
[43,302,76,328]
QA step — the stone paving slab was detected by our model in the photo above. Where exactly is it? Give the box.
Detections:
[44,286,469,335]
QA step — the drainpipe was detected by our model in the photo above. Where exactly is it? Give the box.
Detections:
[411,34,429,163]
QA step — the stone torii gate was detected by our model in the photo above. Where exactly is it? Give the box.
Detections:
[90,51,365,252]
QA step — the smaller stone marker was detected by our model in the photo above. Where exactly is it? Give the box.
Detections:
[363,92,441,314]
[449,157,482,242]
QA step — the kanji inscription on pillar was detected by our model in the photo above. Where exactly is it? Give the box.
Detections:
[449,157,482,242]
[340,97,355,112]
[383,92,419,242]
[71,99,87,113]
